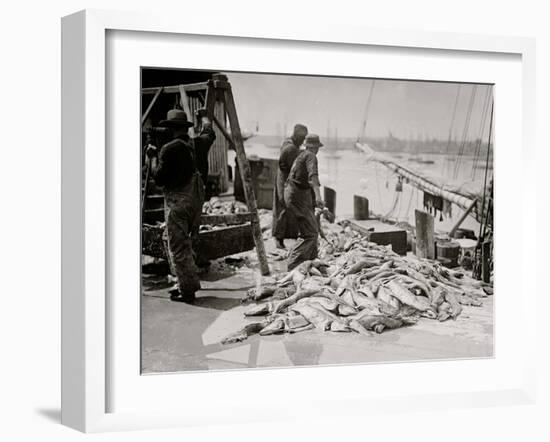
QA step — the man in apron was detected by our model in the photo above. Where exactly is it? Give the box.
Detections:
[146,108,216,303]
[272,124,308,249]
[284,133,325,271]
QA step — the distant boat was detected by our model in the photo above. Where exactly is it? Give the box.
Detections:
[408,157,435,165]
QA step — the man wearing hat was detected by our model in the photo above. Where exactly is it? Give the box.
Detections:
[146,108,216,303]
[284,133,325,270]
[272,123,308,249]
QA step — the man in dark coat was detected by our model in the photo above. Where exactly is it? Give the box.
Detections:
[146,108,216,303]
[272,123,308,249]
[284,133,325,271]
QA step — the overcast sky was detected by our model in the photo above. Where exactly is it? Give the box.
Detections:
[227,71,493,141]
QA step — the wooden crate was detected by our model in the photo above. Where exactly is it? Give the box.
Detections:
[194,224,254,260]
[349,219,407,255]
[142,213,255,261]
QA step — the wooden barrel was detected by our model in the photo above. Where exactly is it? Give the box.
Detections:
[435,239,461,268]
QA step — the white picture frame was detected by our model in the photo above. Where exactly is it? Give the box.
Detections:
[61,9,537,433]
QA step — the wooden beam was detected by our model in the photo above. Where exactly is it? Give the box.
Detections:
[449,198,478,238]
[212,115,234,149]
[218,75,270,275]
[141,162,151,212]
[178,85,196,137]
[356,142,476,212]
[141,86,163,126]
[141,81,208,95]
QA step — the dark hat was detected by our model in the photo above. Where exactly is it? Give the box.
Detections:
[159,109,194,128]
[304,133,323,148]
[293,123,308,136]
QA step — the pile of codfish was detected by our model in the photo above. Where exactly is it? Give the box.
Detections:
[202,197,248,215]
[221,224,492,344]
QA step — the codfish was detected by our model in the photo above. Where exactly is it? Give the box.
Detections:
[351,290,377,310]
[259,313,314,335]
[337,303,357,316]
[303,296,339,313]
[329,321,351,332]
[335,275,356,297]
[259,317,285,335]
[277,261,312,287]
[458,294,483,307]
[221,320,270,344]
[272,286,296,300]
[348,319,373,336]
[242,284,278,303]
[387,281,430,312]
[377,286,401,310]
[429,286,446,310]
[355,314,404,334]
[272,289,318,314]
[311,291,356,315]
[444,290,463,319]
[244,302,274,316]
[290,303,333,331]
[356,284,375,299]
[284,312,311,330]
[437,301,452,322]
[344,259,379,275]
[361,261,393,279]
[340,291,356,309]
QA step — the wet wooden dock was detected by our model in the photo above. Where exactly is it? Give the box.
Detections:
[141,249,493,373]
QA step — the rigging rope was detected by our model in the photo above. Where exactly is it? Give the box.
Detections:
[374,163,384,213]
[471,86,492,180]
[443,84,461,174]
[383,191,401,220]
[357,80,376,143]
[453,85,477,180]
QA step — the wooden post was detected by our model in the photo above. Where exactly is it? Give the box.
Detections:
[415,209,435,259]
[217,75,270,275]
[324,186,336,220]
[353,195,369,220]
[481,241,491,283]
[198,86,235,148]
[203,80,217,121]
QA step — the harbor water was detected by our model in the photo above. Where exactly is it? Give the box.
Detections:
[235,140,488,235]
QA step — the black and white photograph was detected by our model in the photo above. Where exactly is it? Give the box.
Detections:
[140,68,494,373]
[5,0,550,438]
